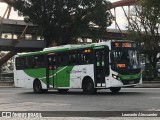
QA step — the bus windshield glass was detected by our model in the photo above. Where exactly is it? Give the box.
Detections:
[111,50,140,70]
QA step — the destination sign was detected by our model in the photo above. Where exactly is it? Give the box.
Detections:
[117,63,126,68]
[112,42,137,49]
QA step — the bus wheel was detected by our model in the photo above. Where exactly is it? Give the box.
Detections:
[110,87,121,93]
[33,80,43,94]
[58,89,69,94]
[83,79,97,95]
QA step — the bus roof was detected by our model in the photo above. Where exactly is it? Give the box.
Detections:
[16,40,135,57]
[17,44,95,57]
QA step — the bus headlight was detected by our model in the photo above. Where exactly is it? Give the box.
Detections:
[112,74,121,81]
[112,74,117,79]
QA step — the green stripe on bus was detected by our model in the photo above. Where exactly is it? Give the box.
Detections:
[118,73,141,80]
[55,66,74,87]
[23,66,74,87]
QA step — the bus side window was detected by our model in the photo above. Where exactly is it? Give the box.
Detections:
[33,55,45,68]
[16,57,28,70]
[69,52,77,65]
[76,49,92,65]
[83,54,91,64]
[34,56,39,68]
[83,49,93,64]
[77,52,84,65]
[16,57,22,70]
[25,56,33,69]
[57,52,68,66]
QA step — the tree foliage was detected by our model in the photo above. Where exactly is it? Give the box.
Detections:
[128,0,160,76]
[13,0,113,46]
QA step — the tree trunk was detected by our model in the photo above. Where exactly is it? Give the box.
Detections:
[148,52,158,80]
[0,51,17,67]
[152,62,158,79]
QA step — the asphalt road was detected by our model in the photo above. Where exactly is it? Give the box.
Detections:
[0,87,160,111]
[0,87,160,119]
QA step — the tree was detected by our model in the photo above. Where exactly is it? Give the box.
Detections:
[128,0,160,78]
[13,0,113,46]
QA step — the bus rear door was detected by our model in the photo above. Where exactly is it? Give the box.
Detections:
[46,53,57,88]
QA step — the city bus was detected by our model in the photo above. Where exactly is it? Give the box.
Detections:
[14,40,142,94]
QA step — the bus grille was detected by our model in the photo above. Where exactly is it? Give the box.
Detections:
[121,78,140,85]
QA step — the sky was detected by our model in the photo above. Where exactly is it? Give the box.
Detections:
[0,0,128,29]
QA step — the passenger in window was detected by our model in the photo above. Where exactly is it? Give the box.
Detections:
[85,55,90,64]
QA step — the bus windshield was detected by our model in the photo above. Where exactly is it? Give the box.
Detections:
[111,50,140,70]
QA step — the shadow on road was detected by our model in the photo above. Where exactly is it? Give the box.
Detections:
[20,90,144,96]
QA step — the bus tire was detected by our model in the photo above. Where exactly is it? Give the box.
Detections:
[33,80,43,94]
[58,89,69,94]
[110,87,121,93]
[83,79,97,95]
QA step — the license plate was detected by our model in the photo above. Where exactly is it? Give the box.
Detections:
[129,81,134,84]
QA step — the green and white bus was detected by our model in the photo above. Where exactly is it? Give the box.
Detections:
[14,40,142,94]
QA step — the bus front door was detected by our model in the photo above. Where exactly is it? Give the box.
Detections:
[94,47,109,87]
[46,54,57,88]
